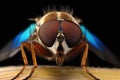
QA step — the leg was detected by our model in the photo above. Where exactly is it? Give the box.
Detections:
[81,42,100,80]
[23,42,38,80]
[65,43,86,60]
[11,42,30,80]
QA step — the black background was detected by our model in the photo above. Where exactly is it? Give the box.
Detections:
[0,0,120,67]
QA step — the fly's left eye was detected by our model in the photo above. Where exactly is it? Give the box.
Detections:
[61,21,82,47]
[39,20,59,47]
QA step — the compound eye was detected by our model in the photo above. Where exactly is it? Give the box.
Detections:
[62,21,82,47]
[39,20,59,47]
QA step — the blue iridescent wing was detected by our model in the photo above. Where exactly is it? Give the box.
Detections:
[0,23,36,62]
[80,25,120,67]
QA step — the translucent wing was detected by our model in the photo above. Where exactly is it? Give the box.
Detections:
[0,23,36,62]
[80,25,120,67]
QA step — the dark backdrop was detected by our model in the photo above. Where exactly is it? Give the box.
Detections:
[0,0,120,67]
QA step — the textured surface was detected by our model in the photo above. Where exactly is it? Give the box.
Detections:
[0,66,120,80]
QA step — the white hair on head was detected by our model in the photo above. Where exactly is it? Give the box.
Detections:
[29,6,82,25]
[42,6,73,15]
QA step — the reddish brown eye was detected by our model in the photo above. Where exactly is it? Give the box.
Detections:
[62,21,82,47]
[39,21,59,47]
[39,20,82,48]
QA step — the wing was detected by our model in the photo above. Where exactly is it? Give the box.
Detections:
[80,25,120,67]
[0,23,36,62]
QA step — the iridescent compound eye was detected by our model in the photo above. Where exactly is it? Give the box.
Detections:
[39,20,82,47]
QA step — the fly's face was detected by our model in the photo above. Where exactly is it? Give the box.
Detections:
[35,12,82,65]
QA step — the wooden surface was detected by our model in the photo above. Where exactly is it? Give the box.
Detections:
[0,66,120,80]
